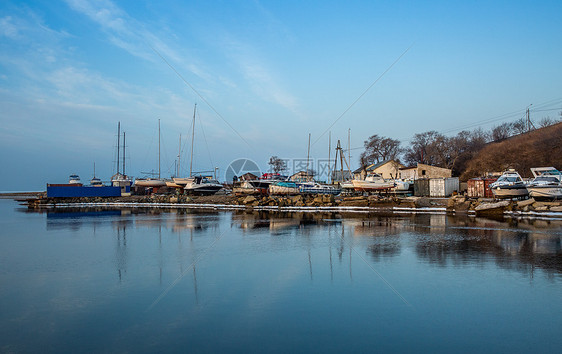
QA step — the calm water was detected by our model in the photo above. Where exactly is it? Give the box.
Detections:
[1,199,562,353]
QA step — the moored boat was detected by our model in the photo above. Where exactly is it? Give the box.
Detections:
[269,181,300,195]
[352,173,395,192]
[69,174,81,184]
[299,181,341,195]
[134,178,167,187]
[184,176,223,195]
[90,177,103,187]
[527,167,562,200]
[489,169,528,199]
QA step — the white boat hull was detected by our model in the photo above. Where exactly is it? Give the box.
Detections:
[134,179,167,187]
[268,185,299,195]
[352,180,395,192]
[491,186,529,198]
[527,186,562,199]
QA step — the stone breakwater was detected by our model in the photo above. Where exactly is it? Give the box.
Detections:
[24,194,562,218]
[26,194,445,209]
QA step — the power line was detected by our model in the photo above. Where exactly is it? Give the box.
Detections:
[312,43,415,147]
[149,45,252,149]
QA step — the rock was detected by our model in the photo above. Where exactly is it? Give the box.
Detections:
[291,195,303,203]
[474,201,509,216]
[517,198,535,208]
[414,197,432,208]
[169,197,178,203]
[243,196,257,204]
[549,206,562,212]
[535,206,549,211]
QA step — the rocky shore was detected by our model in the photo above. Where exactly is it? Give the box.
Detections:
[23,193,562,218]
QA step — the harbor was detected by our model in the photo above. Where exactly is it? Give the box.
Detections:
[1,197,562,353]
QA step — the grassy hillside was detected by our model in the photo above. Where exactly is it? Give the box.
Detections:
[461,122,562,180]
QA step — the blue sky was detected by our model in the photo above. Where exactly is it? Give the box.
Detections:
[1,0,561,190]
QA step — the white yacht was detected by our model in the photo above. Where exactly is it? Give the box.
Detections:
[68,174,81,184]
[489,169,528,199]
[352,173,395,192]
[184,176,223,195]
[527,167,562,200]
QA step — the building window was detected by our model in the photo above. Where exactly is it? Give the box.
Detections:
[421,170,426,176]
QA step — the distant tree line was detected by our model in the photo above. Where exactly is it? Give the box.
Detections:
[360,113,561,177]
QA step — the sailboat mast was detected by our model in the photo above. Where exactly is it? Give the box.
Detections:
[306,133,311,176]
[348,128,351,171]
[116,122,120,175]
[123,131,126,176]
[189,104,196,177]
[328,131,331,183]
[177,134,181,178]
[158,119,161,179]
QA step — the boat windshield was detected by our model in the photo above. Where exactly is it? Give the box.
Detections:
[497,176,521,183]
[534,176,559,183]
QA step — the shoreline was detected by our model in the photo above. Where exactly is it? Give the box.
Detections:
[17,193,562,220]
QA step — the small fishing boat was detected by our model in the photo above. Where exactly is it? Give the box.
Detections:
[69,174,81,184]
[352,173,395,192]
[184,176,223,195]
[489,169,528,199]
[134,178,167,187]
[90,163,103,186]
[233,180,269,196]
[299,181,341,195]
[391,179,413,194]
[527,167,562,200]
[90,177,103,187]
[269,181,300,195]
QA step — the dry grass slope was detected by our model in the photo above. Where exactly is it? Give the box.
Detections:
[461,122,562,180]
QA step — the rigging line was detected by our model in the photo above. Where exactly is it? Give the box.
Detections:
[149,45,252,149]
[333,225,412,307]
[197,108,215,169]
[147,227,228,311]
[312,43,415,147]
[179,116,195,177]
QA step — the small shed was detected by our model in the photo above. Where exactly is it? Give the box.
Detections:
[429,177,459,197]
[414,179,430,197]
[400,163,452,180]
[467,178,497,198]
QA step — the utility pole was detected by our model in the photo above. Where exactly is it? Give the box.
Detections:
[526,104,535,132]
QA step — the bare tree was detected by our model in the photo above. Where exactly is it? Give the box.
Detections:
[404,131,444,166]
[491,122,513,141]
[360,134,402,165]
[539,116,558,128]
[268,156,287,174]
[512,118,527,135]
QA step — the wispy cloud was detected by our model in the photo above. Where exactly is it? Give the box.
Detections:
[65,0,181,64]
[223,37,300,115]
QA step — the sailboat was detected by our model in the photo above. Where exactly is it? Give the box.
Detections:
[90,162,103,186]
[134,119,167,188]
[173,104,222,195]
[111,122,132,195]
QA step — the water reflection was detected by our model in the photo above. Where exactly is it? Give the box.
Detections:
[22,207,562,279]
